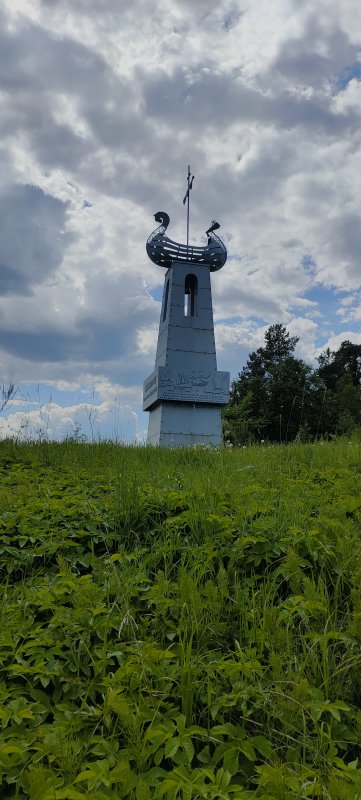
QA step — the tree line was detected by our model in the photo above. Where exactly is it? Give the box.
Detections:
[223,324,361,444]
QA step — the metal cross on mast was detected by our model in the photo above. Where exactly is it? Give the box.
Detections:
[182,165,194,258]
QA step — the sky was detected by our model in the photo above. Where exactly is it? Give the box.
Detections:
[0,0,361,442]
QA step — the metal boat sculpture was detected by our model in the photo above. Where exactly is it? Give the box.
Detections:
[146,212,227,271]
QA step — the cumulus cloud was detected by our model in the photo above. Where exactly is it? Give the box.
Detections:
[0,185,74,295]
[0,392,143,442]
[315,329,361,357]
[0,0,360,438]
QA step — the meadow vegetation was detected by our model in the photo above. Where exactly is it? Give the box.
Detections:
[0,436,361,798]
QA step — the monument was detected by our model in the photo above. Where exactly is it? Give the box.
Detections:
[143,168,230,446]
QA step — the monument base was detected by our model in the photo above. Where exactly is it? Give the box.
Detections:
[147,402,223,447]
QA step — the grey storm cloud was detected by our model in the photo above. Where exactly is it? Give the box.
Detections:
[0,11,108,98]
[0,328,81,363]
[325,212,361,280]
[0,9,143,163]
[37,0,235,22]
[0,185,74,295]
[2,1,355,204]
[0,266,158,372]
[141,66,359,135]
[1,2,357,219]
[37,0,151,15]
[0,0,360,432]
[272,16,360,90]
[0,9,155,186]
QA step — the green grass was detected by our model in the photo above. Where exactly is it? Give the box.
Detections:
[0,437,361,799]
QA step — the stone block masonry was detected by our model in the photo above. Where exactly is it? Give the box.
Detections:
[143,260,230,447]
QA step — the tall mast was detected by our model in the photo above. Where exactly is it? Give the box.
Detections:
[183,165,194,258]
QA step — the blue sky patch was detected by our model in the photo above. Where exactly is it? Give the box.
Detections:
[337,61,361,89]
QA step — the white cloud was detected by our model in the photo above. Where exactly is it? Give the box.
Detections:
[0,0,360,438]
[0,378,145,442]
[215,320,265,353]
[315,330,361,357]
[287,317,319,362]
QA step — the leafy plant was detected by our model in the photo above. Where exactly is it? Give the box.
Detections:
[0,438,360,797]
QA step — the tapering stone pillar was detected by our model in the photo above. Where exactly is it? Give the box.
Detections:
[143,210,229,447]
[143,263,229,448]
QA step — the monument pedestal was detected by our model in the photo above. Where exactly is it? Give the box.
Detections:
[147,403,223,447]
[143,261,229,447]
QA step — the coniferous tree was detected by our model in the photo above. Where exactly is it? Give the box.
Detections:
[228,324,315,442]
[317,341,361,391]
[224,326,361,444]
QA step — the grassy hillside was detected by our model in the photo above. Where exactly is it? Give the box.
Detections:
[0,438,361,799]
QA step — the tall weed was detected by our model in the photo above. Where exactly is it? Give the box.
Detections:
[0,437,360,797]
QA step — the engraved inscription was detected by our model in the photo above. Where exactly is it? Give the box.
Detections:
[159,368,228,393]
[143,367,230,410]
[159,389,227,404]
[143,372,158,404]
[145,375,157,392]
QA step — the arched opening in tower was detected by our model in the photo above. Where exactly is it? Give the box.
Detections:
[184,274,198,317]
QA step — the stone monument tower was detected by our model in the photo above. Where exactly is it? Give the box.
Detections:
[143,171,229,446]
